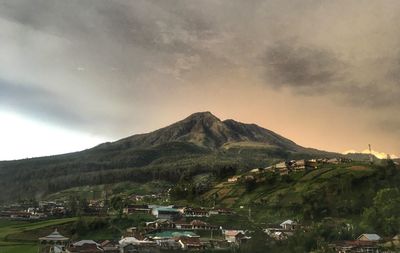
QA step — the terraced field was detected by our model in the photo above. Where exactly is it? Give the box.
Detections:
[202,162,380,222]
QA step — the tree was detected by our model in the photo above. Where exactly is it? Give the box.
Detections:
[244,176,257,192]
[110,196,125,217]
[67,195,79,216]
[361,188,400,236]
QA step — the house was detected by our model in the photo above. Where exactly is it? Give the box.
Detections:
[183,207,210,217]
[174,220,193,230]
[383,235,400,248]
[275,162,289,175]
[123,205,151,215]
[307,159,319,169]
[264,223,296,241]
[120,244,158,253]
[151,207,181,220]
[264,166,276,173]
[125,227,138,234]
[119,237,158,253]
[100,240,119,253]
[10,211,31,219]
[330,234,382,253]
[146,231,199,242]
[330,240,380,253]
[280,220,298,230]
[357,234,382,242]
[155,239,181,250]
[327,158,340,164]
[289,160,305,172]
[190,220,219,230]
[392,235,400,246]
[29,213,47,220]
[177,236,203,250]
[145,219,176,230]
[250,168,264,174]
[67,240,103,253]
[270,231,291,241]
[223,230,250,244]
[295,159,318,171]
[209,208,234,215]
[174,220,219,230]
[228,176,241,183]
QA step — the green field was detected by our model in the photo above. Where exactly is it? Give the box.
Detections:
[0,218,76,253]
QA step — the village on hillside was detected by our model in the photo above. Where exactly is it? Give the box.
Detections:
[0,157,399,253]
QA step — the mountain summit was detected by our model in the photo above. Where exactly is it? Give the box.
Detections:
[110,111,303,151]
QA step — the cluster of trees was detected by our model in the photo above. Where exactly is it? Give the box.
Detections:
[361,187,400,236]
[71,217,109,237]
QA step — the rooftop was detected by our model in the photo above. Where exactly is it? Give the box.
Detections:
[39,229,69,241]
[147,231,199,239]
[358,234,382,241]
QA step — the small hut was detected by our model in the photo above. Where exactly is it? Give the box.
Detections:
[38,229,69,253]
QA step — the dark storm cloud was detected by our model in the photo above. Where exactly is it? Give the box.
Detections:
[262,40,400,111]
[0,79,87,127]
[263,41,345,89]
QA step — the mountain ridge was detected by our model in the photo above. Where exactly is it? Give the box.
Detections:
[96,111,309,152]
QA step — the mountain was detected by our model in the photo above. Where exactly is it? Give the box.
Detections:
[0,112,336,202]
[96,112,306,151]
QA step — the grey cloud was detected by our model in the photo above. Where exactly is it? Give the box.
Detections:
[0,79,88,127]
[263,41,345,89]
[337,84,400,109]
[262,40,400,110]
[0,0,215,53]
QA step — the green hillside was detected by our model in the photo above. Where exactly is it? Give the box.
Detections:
[200,161,400,224]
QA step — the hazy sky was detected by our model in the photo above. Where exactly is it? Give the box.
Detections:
[0,0,399,160]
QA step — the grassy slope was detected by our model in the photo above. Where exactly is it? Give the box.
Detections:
[202,162,379,223]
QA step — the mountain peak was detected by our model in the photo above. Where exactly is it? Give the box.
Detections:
[115,112,305,151]
[184,111,221,122]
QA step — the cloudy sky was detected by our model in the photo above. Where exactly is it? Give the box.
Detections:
[0,0,399,160]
